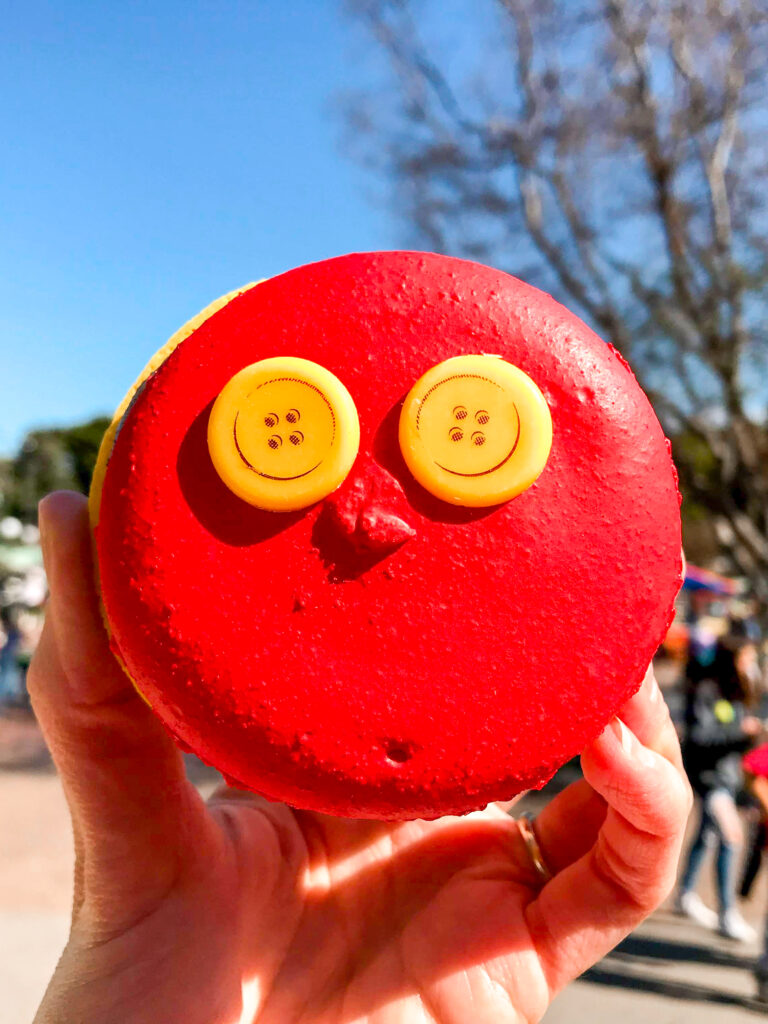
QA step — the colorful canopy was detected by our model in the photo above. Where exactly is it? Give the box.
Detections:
[683,563,740,595]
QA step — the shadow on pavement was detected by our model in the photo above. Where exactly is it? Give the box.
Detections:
[613,933,755,971]
[583,965,766,1015]
[582,934,767,1016]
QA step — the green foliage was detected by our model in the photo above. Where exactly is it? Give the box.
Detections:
[0,417,111,521]
[670,432,717,522]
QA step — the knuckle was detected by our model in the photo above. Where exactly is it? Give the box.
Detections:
[601,765,690,841]
[671,770,694,822]
[593,834,675,914]
[25,654,44,700]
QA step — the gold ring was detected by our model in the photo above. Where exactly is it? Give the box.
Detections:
[517,813,553,884]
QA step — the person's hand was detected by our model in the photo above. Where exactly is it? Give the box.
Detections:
[742,716,763,737]
[30,491,691,1024]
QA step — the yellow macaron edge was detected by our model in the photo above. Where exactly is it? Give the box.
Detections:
[88,280,262,705]
[89,281,261,529]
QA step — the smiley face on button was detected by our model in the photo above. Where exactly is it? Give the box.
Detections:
[399,354,552,507]
[208,357,359,511]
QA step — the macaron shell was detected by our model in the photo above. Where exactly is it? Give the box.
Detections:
[89,281,259,698]
[89,280,259,530]
[94,251,682,819]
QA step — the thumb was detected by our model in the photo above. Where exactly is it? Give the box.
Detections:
[28,491,211,932]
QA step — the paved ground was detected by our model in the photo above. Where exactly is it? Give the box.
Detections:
[523,782,768,1024]
[544,914,767,1023]
[2,680,768,1024]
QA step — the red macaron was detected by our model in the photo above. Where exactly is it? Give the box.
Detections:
[92,251,682,819]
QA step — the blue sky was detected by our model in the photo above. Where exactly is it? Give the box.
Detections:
[0,1,395,455]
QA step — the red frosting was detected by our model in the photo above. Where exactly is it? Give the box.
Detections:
[96,251,682,819]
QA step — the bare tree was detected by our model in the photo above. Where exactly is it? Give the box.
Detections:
[345,0,768,598]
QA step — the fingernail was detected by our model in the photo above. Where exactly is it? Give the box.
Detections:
[613,717,633,755]
[643,667,661,704]
[613,717,656,767]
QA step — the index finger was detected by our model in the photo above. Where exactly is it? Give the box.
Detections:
[617,664,684,771]
[532,663,683,877]
[525,715,691,998]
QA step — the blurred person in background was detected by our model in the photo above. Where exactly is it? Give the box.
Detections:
[687,614,718,673]
[741,743,768,1000]
[15,607,43,707]
[675,623,762,941]
[0,603,22,705]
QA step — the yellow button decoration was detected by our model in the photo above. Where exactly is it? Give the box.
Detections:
[208,357,360,512]
[399,355,552,507]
